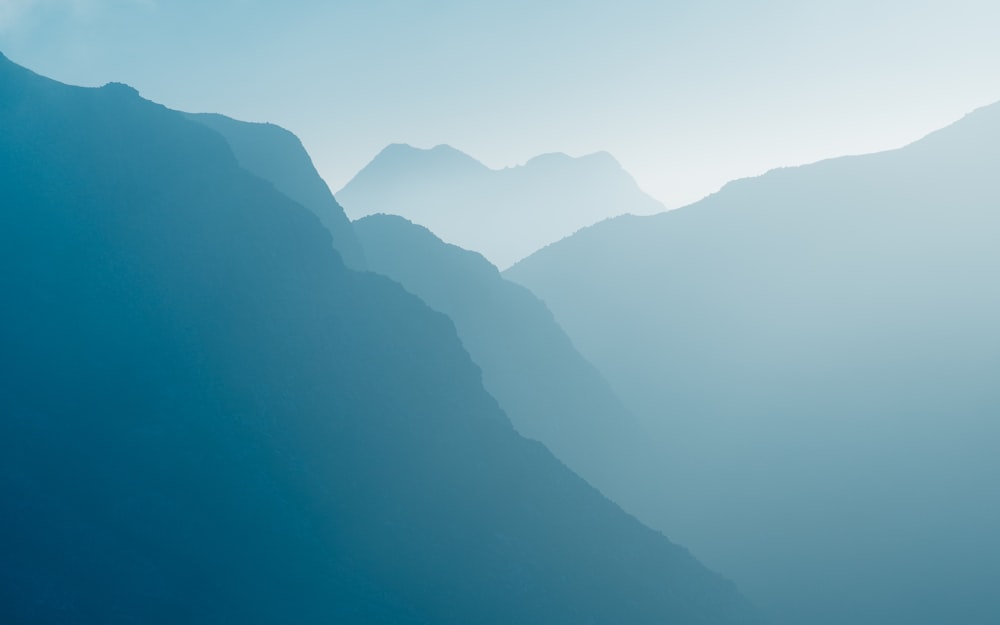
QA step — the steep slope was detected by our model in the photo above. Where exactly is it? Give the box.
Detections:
[354,214,646,500]
[0,53,761,625]
[507,103,1000,625]
[185,112,366,269]
[337,143,664,268]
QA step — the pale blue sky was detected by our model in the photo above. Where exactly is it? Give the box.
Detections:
[3,0,998,207]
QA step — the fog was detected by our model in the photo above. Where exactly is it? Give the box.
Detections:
[3,3,1000,623]
[507,104,1000,624]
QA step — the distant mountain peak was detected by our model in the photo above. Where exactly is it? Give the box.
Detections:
[506,100,1000,625]
[356,143,490,183]
[2,53,762,625]
[524,150,620,169]
[338,144,664,268]
[429,142,468,154]
[377,142,486,163]
[101,82,140,97]
[523,151,574,165]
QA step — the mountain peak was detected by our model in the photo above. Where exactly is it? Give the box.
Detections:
[524,150,623,171]
[506,99,1000,625]
[377,142,422,155]
[429,142,468,155]
[354,143,490,183]
[3,55,762,625]
[100,82,141,97]
[377,142,485,164]
[338,144,664,268]
[523,151,574,165]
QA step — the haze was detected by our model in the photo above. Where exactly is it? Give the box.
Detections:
[4,3,1000,624]
[2,0,998,207]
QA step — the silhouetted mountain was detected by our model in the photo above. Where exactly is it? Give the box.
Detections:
[507,103,1000,625]
[337,143,664,268]
[354,213,646,500]
[185,112,366,269]
[0,52,761,625]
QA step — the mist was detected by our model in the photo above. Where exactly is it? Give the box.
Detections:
[2,3,999,624]
[506,105,1000,624]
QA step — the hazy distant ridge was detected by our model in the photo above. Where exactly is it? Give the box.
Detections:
[354,213,647,500]
[507,100,1000,625]
[337,143,664,268]
[0,50,762,625]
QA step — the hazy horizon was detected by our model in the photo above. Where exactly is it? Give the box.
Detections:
[5,9,1000,623]
[2,1,998,208]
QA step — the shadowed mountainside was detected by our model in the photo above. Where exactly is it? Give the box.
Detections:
[185,112,366,270]
[354,213,648,501]
[0,52,762,625]
[337,143,664,268]
[507,102,1000,625]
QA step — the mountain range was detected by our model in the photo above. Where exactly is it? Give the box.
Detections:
[0,51,761,624]
[353,214,647,500]
[506,102,1000,625]
[185,112,366,270]
[336,143,664,269]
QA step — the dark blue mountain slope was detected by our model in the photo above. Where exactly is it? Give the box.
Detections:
[0,52,760,625]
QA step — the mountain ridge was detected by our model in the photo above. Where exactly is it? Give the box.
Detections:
[184,112,367,270]
[0,51,763,625]
[505,99,1000,625]
[354,213,648,503]
[337,142,664,268]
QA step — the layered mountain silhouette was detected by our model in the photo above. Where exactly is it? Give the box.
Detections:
[507,103,1000,625]
[0,52,762,624]
[336,143,664,268]
[185,112,366,270]
[354,214,647,500]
